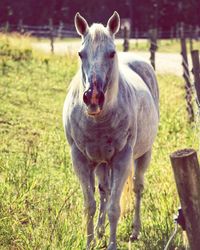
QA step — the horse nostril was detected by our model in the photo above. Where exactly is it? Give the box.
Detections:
[83,91,90,105]
[83,89,104,108]
[98,91,105,108]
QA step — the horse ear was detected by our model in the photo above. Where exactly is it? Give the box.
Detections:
[74,12,89,36]
[107,11,120,35]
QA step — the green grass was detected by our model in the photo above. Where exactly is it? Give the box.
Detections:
[36,37,80,43]
[0,34,199,249]
[117,38,200,53]
[25,34,200,54]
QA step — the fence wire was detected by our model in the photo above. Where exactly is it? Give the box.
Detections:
[193,97,200,154]
[164,223,178,250]
[0,23,200,39]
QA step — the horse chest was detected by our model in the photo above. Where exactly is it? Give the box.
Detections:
[72,116,130,162]
[85,136,115,162]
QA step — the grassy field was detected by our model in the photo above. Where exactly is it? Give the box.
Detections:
[31,36,200,54]
[0,34,199,250]
[116,38,200,53]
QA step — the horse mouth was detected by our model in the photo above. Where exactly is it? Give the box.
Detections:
[87,104,102,116]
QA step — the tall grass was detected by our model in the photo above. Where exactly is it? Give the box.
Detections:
[0,34,199,249]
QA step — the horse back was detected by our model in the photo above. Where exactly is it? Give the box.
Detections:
[119,53,159,116]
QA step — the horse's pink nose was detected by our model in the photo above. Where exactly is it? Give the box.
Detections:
[83,88,105,108]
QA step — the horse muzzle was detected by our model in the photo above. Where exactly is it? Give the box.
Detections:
[83,85,105,116]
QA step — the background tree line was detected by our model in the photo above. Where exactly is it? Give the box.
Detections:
[0,0,199,33]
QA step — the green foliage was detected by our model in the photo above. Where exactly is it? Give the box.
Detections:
[0,34,33,61]
[0,35,199,249]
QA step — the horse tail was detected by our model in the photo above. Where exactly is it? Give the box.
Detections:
[120,163,134,217]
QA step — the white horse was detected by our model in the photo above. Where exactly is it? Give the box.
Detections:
[63,11,159,250]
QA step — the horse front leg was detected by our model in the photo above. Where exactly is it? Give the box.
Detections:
[71,144,96,249]
[107,145,133,250]
[130,149,152,241]
[95,163,110,239]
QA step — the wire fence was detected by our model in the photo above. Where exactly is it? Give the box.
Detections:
[0,22,200,40]
[0,23,78,38]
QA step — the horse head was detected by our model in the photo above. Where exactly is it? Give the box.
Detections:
[75,12,120,116]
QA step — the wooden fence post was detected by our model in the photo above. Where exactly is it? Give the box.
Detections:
[191,50,200,106]
[180,23,194,122]
[49,18,54,54]
[149,28,157,70]
[170,149,200,250]
[170,27,174,43]
[5,21,10,33]
[158,27,162,39]
[176,23,179,41]
[58,21,64,39]
[195,26,200,41]
[18,19,24,34]
[123,26,129,52]
[189,25,193,52]
[135,27,138,48]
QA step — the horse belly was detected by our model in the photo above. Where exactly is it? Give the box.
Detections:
[133,102,159,159]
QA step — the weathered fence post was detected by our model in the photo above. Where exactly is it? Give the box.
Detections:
[189,25,193,52]
[18,19,24,34]
[191,50,200,106]
[170,149,200,250]
[58,21,64,39]
[170,26,174,43]
[49,18,54,54]
[195,25,200,41]
[180,23,194,122]
[5,21,10,33]
[121,19,131,52]
[176,23,179,41]
[149,28,157,70]
[135,27,138,48]
[158,27,162,40]
[123,26,129,52]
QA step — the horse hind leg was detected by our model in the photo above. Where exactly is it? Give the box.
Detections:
[130,149,152,241]
[95,163,110,239]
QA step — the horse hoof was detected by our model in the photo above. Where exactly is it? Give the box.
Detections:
[107,242,117,250]
[97,231,104,239]
[130,221,140,241]
[96,227,105,239]
[129,234,138,242]
[86,239,96,250]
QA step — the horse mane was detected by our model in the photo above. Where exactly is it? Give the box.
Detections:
[67,70,83,104]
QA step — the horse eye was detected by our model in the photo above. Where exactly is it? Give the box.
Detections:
[109,51,116,59]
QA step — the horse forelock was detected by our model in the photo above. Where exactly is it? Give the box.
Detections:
[89,24,110,41]
[83,23,113,50]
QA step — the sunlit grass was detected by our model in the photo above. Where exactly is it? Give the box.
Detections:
[117,38,200,53]
[0,34,199,249]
